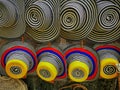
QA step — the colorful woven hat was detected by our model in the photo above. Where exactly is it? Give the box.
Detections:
[0,41,38,79]
[0,0,25,38]
[36,45,67,82]
[94,43,120,79]
[64,45,99,82]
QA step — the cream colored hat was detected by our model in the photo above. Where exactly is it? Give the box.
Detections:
[0,0,25,38]
[0,76,28,90]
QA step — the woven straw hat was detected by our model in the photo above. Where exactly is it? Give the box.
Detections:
[0,0,25,38]
[25,0,60,42]
[0,76,28,90]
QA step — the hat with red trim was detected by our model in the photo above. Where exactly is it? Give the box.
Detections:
[64,45,99,82]
[94,43,120,79]
[0,41,37,79]
[36,46,67,82]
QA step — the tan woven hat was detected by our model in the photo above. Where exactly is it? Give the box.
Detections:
[0,76,28,90]
[0,0,25,38]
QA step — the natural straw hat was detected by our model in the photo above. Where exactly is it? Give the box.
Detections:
[0,0,25,38]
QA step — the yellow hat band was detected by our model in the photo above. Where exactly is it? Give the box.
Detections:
[68,61,89,82]
[36,62,58,82]
[5,59,28,79]
[100,58,119,79]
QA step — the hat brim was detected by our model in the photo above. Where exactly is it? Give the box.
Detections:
[0,0,25,38]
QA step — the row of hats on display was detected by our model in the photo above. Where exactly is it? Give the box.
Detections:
[0,41,119,82]
[0,0,120,42]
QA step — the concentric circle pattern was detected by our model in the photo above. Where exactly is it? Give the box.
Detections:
[25,0,36,8]
[94,43,120,79]
[64,45,99,81]
[72,69,85,79]
[100,58,119,79]
[26,1,53,30]
[88,0,120,42]
[103,65,116,75]
[0,0,26,38]
[0,0,17,27]
[40,69,51,78]
[25,0,60,42]
[5,59,28,79]
[60,0,97,40]
[10,66,22,75]
[36,46,67,80]
[0,41,38,74]
[36,61,58,82]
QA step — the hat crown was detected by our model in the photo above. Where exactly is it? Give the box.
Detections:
[26,1,53,30]
[0,0,17,27]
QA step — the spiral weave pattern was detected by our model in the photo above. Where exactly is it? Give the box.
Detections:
[103,65,116,75]
[25,0,60,42]
[25,0,36,8]
[60,0,97,40]
[0,0,17,27]
[88,0,120,42]
[0,0,26,38]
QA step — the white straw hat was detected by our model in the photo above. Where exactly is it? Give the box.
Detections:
[0,0,25,38]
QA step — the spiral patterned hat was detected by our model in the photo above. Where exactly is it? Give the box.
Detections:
[64,45,99,82]
[94,43,120,79]
[36,45,67,82]
[60,0,97,40]
[88,0,120,42]
[25,0,60,42]
[0,41,38,79]
[0,0,25,38]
